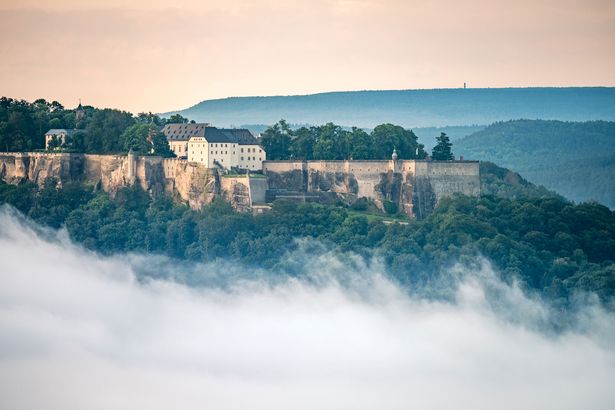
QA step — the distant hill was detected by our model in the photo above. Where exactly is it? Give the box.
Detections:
[455,120,615,208]
[166,87,615,129]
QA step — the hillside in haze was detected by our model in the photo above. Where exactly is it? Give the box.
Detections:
[455,120,615,208]
[166,87,615,129]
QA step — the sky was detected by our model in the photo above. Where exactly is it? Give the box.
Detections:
[0,0,614,113]
[1,205,615,409]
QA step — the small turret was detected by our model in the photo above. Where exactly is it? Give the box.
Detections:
[127,148,136,180]
[392,148,398,161]
[75,99,85,122]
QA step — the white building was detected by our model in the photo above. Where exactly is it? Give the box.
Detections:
[45,129,77,150]
[162,123,266,170]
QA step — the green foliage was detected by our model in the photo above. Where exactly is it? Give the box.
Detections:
[0,96,194,156]
[0,97,76,151]
[432,132,454,160]
[166,114,189,124]
[371,123,426,159]
[260,119,292,160]
[2,178,614,305]
[455,119,615,207]
[121,124,153,153]
[85,109,136,153]
[479,161,561,200]
[382,200,398,215]
[261,120,427,160]
[152,131,175,157]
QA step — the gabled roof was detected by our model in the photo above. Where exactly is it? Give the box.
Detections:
[220,128,259,145]
[163,123,260,146]
[45,129,79,136]
[161,123,209,141]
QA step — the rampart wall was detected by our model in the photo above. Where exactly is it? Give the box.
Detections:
[0,153,480,218]
[263,159,480,217]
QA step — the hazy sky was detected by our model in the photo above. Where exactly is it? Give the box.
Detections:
[1,0,614,113]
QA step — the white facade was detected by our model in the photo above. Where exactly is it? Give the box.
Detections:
[162,123,266,170]
[169,140,188,158]
[236,144,265,170]
[187,138,266,170]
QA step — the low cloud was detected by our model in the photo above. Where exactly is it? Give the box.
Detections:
[0,206,614,410]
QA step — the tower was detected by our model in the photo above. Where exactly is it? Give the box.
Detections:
[127,148,136,181]
[392,148,398,161]
[75,99,85,122]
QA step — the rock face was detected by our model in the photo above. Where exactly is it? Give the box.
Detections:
[0,153,480,218]
[0,153,218,210]
[263,159,480,218]
[163,159,216,209]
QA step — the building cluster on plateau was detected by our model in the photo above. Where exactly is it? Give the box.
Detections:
[32,102,480,218]
[161,123,266,170]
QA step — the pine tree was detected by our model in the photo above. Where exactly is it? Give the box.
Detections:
[432,132,453,160]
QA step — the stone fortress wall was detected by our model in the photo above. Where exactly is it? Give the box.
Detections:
[262,159,480,218]
[0,152,480,218]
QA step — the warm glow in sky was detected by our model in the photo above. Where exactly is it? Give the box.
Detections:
[1,0,614,113]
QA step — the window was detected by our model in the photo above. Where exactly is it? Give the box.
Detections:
[241,157,244,161]
[241,148,244,153]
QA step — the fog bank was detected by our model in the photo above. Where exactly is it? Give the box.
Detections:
[0,207,614,410]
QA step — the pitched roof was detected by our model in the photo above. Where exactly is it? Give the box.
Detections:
[45,129,80,136]
[161,123,208,141]
[163,123,260,146]
[220,128,259,145]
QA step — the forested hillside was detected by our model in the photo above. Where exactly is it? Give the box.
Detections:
[1,163,613,307]
[0,97,178,155]
[167,87,615,128]
[455,120,615,208]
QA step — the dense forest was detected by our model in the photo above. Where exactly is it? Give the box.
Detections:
[1,163,613,307]
[0,97,182,155]
[259,120,428,160]
[167,87,615,129]
[241,124,484,150]
[455,119,615,208]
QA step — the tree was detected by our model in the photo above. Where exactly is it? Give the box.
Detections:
[312,123,348,160]
[137,112,164,126]
[165,114,189,124]
[85,109,135,153]
[152,131,175,157]
[260,120,292,160]
[432,132,454,160]
[371,124,423,159]
[347,127,373,159]
[120,124,154,153]
[289,126,316,159]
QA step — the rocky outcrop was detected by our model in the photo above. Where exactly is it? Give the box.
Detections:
[166,160,216,209]
[0,154,480,217]
[0,153,218,210]
[263,159,480,218]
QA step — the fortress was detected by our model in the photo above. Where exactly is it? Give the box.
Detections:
[0,152,480,218]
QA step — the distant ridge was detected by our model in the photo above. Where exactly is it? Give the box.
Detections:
[455,119,615,208]
[164,87,615,128]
